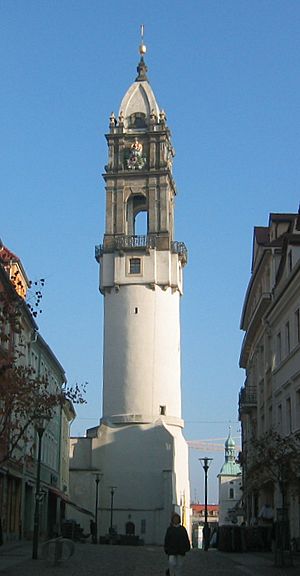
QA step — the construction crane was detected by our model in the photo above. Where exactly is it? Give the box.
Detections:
[187,437,241,452]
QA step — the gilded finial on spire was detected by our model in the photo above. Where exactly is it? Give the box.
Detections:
[136,24,148,81]
[139,24,146,55]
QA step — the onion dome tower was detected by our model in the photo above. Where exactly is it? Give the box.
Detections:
[92,33,190,544]
[218,429,242,525]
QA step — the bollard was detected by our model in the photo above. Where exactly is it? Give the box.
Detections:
[42,537,75,565]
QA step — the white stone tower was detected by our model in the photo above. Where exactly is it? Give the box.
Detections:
[98,46,187,445]
[69,36,190,545]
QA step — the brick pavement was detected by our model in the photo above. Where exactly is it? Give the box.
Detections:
[0,542,300,576]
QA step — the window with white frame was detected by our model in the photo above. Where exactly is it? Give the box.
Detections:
[276,332,282,366]
[286,397,292,434]
[288,250,293,272]
[277,404,282,431]
[296,389,300,430]
[129,257,141,275]
[268,405,272,430]
[285,321,290,356]
[295,308,300,345]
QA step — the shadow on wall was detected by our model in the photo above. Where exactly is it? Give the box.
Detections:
[68,421,182,543]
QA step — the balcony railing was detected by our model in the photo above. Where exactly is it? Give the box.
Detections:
[239,385,257,415]
[114,235,156,249]
[95,235,187,262]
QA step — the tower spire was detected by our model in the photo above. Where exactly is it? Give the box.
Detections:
[136,24,148,81]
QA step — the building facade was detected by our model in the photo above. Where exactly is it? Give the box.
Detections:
[191,504,219,548]
[239,212,300,538]
[0,242,74,543]
[69,41,190,544]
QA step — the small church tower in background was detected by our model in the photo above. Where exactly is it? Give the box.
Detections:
[218,429,243,526]
[69,32,190,544]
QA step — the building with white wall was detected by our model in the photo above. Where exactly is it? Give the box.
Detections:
[239,211,300,538]
[218,430,242,525]
[69,40,190,544]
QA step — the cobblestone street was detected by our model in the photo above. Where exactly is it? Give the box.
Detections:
[1,542,300,576]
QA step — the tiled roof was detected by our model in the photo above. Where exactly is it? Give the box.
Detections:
[192,504,219,512]
[254,226,269,245]
[0,243,19,263]
[269,212,297,222]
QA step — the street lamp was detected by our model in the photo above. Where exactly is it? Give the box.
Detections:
[93,472,103,544]
[199,457,213,552]
[109,486,117,538]
[32,417,48,560]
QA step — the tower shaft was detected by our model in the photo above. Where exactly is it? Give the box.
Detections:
[92,47,190,543]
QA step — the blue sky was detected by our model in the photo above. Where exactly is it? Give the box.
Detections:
[1,0,300,502]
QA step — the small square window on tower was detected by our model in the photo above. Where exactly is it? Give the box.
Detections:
[129,257,141,275]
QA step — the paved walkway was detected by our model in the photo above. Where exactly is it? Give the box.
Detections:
[0,541,299,576]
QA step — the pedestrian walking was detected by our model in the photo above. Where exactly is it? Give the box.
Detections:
[164,512,190,576]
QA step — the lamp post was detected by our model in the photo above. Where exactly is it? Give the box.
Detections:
[200,457,213,552]
[32,418,48,560]
[109,486,117,538]
[93,472,102,544]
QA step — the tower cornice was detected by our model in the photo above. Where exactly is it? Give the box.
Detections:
[102,169,176,189]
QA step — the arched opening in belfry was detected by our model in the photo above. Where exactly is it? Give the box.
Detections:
[126,193,148,236]
[128,112,147,129]
[134,211,148,236]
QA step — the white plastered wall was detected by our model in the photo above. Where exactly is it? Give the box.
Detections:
[102,283,182,423]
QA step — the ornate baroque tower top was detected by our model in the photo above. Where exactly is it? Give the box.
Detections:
[96,29,187,269]
[219,428,241,476]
